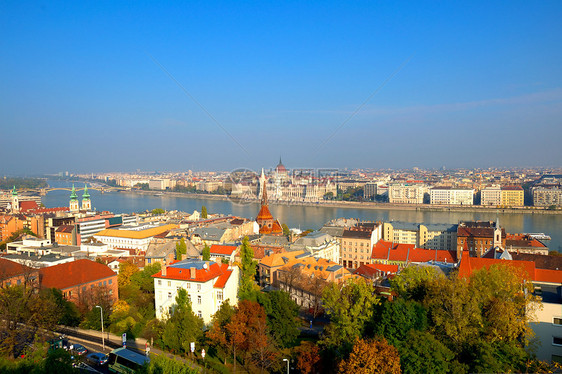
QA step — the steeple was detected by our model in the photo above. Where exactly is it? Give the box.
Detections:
[70,184,78,200]
[82,184,90,199]
[261,177,269,206]
[11,185,17,196]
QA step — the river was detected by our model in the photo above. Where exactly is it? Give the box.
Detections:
[42,180,562,252]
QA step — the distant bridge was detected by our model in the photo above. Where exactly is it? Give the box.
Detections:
[38,186,128,195]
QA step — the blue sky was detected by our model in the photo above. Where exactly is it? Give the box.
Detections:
[1,1,561,174]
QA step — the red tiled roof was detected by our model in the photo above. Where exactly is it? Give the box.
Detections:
[213,269,233,288]
[250,245,284,260]
[535,269,562,284]
[39,259,116,290]
[210,244,238,256]
[56,225,75,233]
[409,248,458,263]
[457,226,506,239]
[354,263,399,278]
[371,240,457,263]
[19,201,39,212]
[343,229,373,240]
[0,258,35,280]
[458,253,537,281]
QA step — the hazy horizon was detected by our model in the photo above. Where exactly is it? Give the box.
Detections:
[2,2,561,174]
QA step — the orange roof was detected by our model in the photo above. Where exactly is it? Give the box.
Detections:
[457,253,537,281]
[259,250,306,268]
[0,258,36,280]
[213,269,233,288]
[256,205,274,221]
[19,201,39,212]
[95,224,178,239]
[210,244,238,256]
[408,247,458,263]
[535,269,562,284]
[250,244,285,259]
[372,240,457,263]
[39,259,116,290]
[279,256,350,281]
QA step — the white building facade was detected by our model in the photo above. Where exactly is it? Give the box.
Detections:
[153,259,239,324]
[430,187,474,205]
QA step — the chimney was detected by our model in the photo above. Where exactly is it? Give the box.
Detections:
[161,263,167,277]
[190,267,196,279]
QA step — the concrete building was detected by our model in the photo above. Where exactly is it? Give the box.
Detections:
[289,231,341,264]
[382,221,458,251]
[341,224,382,269]
[501,186,524,207]
[153,259,239,324]
[533,187,562,207]
[481,185,502,206]
[388,183,426,204]
[363,183,378,200]
[456,221,505,258]
[94,224,178,254]
[430,187,474,205]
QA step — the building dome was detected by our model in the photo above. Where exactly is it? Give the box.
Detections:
[275,157,287,174]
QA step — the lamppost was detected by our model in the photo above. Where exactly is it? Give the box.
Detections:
[282,358,289,374]
[95,305,105,351]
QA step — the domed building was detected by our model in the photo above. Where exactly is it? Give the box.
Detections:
[256,170,283,236]
[275,157,287,175]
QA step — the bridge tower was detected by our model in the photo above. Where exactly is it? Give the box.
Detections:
[69,185,79,212]
[81,184,91,211]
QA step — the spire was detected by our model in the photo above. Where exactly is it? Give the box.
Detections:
[261,179,268,206]
[11,185,17,196]
[82,184,90,199]
[70,184,78,200]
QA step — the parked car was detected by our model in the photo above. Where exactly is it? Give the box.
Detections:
[86,352,108,366]
[71,344,87,356]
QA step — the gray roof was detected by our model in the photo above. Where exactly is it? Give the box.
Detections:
[3,253,71,264]
[320,226,345,237]
[260,235,289,246]
[146,241,176,259]
[388,221,457,233]
[192,227,226,241]
[294,231,333,248]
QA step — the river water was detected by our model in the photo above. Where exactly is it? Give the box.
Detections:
[42,181,562,252]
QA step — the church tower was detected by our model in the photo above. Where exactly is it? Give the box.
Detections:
[81,184,91,211]
[493,217,503,249]
[11,186,19,213]
[69,184,79,212]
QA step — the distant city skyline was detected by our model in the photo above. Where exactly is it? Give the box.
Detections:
[1,1,561,174]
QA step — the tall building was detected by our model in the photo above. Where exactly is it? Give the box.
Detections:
[501,186,524,207]
[532,187,562,207]
[10,186,19,213]
[382,221,458,251]
[388,183,426,204]
[481,185,501,206]
[456,220,505,258]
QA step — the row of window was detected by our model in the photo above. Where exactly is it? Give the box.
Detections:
[157,279,202,290]
[164,290,223,303]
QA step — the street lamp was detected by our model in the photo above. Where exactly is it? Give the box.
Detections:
[95,305,105,351]
[283,358,289,374]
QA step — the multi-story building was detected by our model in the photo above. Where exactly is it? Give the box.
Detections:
[501,186,524,207]
[39,259,118,305]
[480,185,502,206]
[289,231,341,264]
[153,259,239,324]
[533,187,562,207]
[456,221,505,258]
[341,224,382,269]
[382,222,458,251]
[363,183,378,200]
[430,187,474,205]
[94,224,178,254]
[388,183,426,204]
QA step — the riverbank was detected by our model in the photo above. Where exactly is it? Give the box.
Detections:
[125,190,562,215]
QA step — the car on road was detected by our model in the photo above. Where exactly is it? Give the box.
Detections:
[71,343,87,356]
[86,352,108,366]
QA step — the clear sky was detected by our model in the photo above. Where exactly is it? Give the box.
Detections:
[1,1,561,174]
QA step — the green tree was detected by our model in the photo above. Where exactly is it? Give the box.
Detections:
[238,237,258,300]
[390,265,444,301]
[281,223,290,237]
[202,244,211,261]
[370,298,427,345]
[258,291,300,348]
[398,330,461,374]
[176,238,187,259]
[151,208,165,215]
[321,278,379,353]
[162,289,204,354]
[207,300,236,364]
[201,205,208,219]
[139,354,199,374]
[45,288,80,327]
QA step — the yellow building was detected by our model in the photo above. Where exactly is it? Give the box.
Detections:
[501,186,524,207]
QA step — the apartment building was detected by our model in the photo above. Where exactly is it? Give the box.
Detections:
[501,186,524,207]
[533,187,562,207]
[430,187,474,205]
[382,221,458,251]
[481,185,502,206]
[388,183,426,204]
[341,224,382,269]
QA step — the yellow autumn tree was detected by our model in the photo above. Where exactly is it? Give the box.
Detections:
[338,337,401,374]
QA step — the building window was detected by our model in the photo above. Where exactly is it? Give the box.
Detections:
[168,281,171,287]
[197,284,201,291]
[158,280,162,286]
[197,295,202,304]
[197,311,202,318]
[186,283,190,289]
[217,291,223,301]
[553,337,562,346]
[168,292,172,299]
[554,317,562,326]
